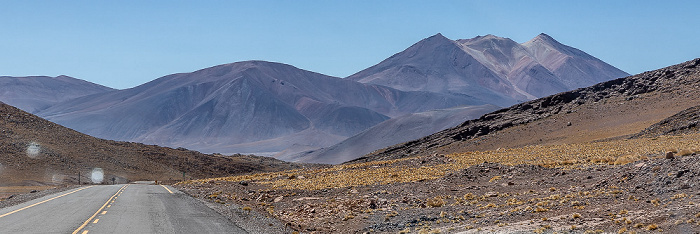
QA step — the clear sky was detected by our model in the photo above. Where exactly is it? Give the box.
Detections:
[2,1,699,89]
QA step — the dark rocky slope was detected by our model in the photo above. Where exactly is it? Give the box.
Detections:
[353,58,700,163]
[633,104,700,138]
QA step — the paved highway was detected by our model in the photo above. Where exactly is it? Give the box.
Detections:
[0,184,245,233]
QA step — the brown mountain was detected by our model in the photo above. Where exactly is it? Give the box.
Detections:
[353,58,700,163]
[0,102,306,186]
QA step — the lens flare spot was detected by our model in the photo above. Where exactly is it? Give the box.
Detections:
[91,168,104,184]
[51,174,65,184]
[26,142,41,158]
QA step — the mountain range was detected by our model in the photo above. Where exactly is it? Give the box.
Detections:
[36,61,481,156]
[0,33,629,163]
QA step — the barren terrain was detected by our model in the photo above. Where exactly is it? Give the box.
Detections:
[177,133,700,233]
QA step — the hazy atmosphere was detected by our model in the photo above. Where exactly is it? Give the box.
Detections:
[2,1,699,89]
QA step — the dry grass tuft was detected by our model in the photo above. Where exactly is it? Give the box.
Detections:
[426,197,445,208]
[678,149,694,156]
[646,224,658,230]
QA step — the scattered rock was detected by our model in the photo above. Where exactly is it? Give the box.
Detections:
[666,151,675,159]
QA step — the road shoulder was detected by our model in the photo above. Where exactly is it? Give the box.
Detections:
[0,185,79,209]
[176,186,288,234]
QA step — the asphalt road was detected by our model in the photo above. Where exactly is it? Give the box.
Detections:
[0,184,245,233]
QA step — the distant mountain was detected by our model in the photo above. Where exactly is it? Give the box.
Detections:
[347,33,629,106]
[283,104,499,164]
[353,58,700,164]
[37,61,482,156]
[0,102,305,185]
[0,75,114,113]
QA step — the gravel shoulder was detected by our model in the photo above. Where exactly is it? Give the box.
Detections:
[0,185,78,209]
[177,186,289,234]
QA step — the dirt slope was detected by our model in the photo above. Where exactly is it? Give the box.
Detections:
[355,58,700,163]
[633,104,700,138]
[0,102,309,186]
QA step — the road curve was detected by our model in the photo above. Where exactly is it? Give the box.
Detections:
[0,184,245,234]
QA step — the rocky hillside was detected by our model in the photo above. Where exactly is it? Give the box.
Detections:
[0,102,308,186]
[354,58,700,163]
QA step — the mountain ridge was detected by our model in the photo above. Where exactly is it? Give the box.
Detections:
[1,33,631,162]
[348,33,629,105]
[0,75,114,113]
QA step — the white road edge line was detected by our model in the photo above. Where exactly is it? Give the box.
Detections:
[0,186,94,219]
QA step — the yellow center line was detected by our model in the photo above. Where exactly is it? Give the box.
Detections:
[160,185,173,194]
[101,211,107,215]
[0,186,94,219]
[81,230,88,234]
[72,185,128,234]
[93,219,99,223]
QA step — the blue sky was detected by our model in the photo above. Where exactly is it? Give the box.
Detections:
[2,1,699,89]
